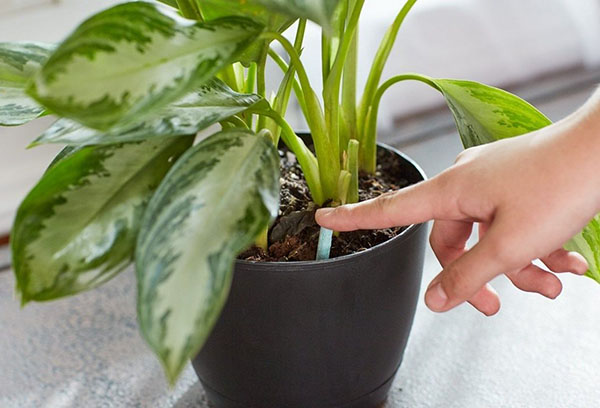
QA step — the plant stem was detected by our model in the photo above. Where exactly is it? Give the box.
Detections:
[245,63,257,94]
[346,139,359,204]
[220,64,240,92]
[266,20,307,145]
[341,0,359,151]
[361,73,437,172]
[358,0,419,139]
[323,0,365,165]
[256,109,325,204]
[260,32,338,201]
[267,48,308,117]
[175,0,202,20]
[256,48,268,131]
[337,170,351,205]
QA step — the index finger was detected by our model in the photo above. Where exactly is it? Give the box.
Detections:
[316,177,453,231]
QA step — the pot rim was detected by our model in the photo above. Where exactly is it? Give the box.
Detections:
[236,142,428,269]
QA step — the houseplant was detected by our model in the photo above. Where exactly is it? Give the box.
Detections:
[2,0,600,406]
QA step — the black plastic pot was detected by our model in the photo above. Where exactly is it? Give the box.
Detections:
[192,144,427,408]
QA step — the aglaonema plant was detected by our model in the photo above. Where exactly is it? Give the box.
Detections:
[3,0,599,384]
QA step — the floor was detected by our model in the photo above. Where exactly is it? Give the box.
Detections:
[2,74,600,407]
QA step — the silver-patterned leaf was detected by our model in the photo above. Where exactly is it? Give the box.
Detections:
[33,79,261,146]
[11,136,194,303]
[28,2,263,130]
[136,129,279,383]
[0,42,53,126]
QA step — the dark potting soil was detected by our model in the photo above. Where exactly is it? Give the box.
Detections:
[239,147,411,262]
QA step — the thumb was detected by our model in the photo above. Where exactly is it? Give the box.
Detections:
[425,222,517,312]
[316,178,445,232]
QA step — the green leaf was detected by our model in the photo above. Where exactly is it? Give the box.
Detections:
[136,129,279,383]
[428,77,600,283]
[28,2,263,131]
[0,42,53,126]
[430,78,552,148]
[33,79,261,146]
[564,217,600,283]
[11,136,194,303]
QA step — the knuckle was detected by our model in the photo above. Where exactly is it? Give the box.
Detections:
[442,265,472,299]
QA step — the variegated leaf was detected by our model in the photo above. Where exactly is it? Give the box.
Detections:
[28,2,263,131]
[252,0,342,30]
[11,136,194,303]
[33,79,260,146]
[428,77,600,283]
[0,42,53,126]
[136,129,279,383]
[429,78,552,148]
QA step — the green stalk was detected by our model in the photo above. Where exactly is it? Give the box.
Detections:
[267,20,307,145]
[260,32,338,201]
[219,64,240,92]
[361,73,437,172]
[358,0,419,138]
[346,139,359,204]
[256,108,325,204]
[233,62,245,92]
[244,63,257,128]
[322,34,331,81]
[337,170,351,205]
[245,63,257,94]
[176,0,202,19]
[256,48,268,131]
[323,0,365,165]
[267,48,308,117]
[341,0,359,151]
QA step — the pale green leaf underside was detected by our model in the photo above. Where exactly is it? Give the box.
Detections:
[33,79,260,146]
[429,77,600,283]
[11,136,194,303]
[252,0,341,30]
[0,42,53,126]
[29,2,263,131]
[136,129,279,383]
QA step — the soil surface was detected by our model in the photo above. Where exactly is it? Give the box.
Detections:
[239,147,412,262]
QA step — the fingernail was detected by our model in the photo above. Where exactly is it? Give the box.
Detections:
[425,282,448,312]
[316,208,334,218]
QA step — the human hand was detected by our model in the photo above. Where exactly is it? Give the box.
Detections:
[316,114,600,316]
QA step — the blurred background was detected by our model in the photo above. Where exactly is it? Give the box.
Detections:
[2,0,600,233]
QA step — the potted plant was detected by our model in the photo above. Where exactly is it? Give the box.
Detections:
[3,0,600,407]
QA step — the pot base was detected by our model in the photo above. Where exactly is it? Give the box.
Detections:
[200,369,397,408]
